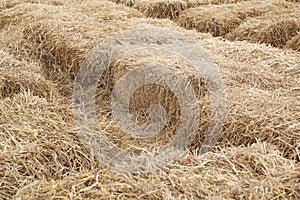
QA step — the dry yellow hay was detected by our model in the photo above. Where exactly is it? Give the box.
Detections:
[0,0,75,10]
[197,37,300,160]
[178,0,293,37]
[0,0,145,95]
[0,50,56,100]
[0,92,98,199]
[1,0,299,159]
[98,47,209,153]
[132,0,251,20]
[1,0,300,199]
[285,32,300,51]
[133,0,194,20]
[225,7,300,48]
[0,1,212,152]
[12,142,300,199]
[112,0,251,19]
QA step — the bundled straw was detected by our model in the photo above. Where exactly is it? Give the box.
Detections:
[178,0,293,37]
[0,50,55,100]
[225,8,300,48]
[285,32,300,51]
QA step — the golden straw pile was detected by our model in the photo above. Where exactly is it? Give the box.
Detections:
[0,0,299,199]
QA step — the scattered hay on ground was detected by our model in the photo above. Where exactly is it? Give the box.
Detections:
[285,32,300,51]
[14,142,300,199]
[0,50,56,100]
[225,7,300,48]
[177,0,293,37]
[0,91,99,199]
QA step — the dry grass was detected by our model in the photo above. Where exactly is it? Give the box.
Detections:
[225,6,300,48]
[9,141,300,199]
[197,37,300,159]
[0,0,145,95]
[132,0,196,20]
[0,50,56,100]
[178,0,293,37]
[0,92,99,199]
[111,0,251,20]
[1,0,300,199]
[285,32,300,51]
[133,0,252,20]
[0,0,75,10]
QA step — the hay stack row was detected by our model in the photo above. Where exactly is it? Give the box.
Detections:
[1,94,299,199]
[225,5,300,48]
[177,0,294,37]
[1,0,299,158]
[111,0,251,19]
[1,0,300,198]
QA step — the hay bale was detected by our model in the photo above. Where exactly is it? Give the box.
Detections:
[0,50,56,100]
[94,47,209,153]
[177,0,292,37]
[132,0,250,20]
[14,142,300,199]
[0,91,98,199]
[285,32,300,51]
[133,0,192,20]
[225,8,300,48]
[196,37,300,160]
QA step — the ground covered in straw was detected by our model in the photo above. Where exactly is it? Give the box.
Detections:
[0,0,299,199]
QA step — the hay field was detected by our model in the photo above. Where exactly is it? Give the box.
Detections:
[0,0,299,199]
